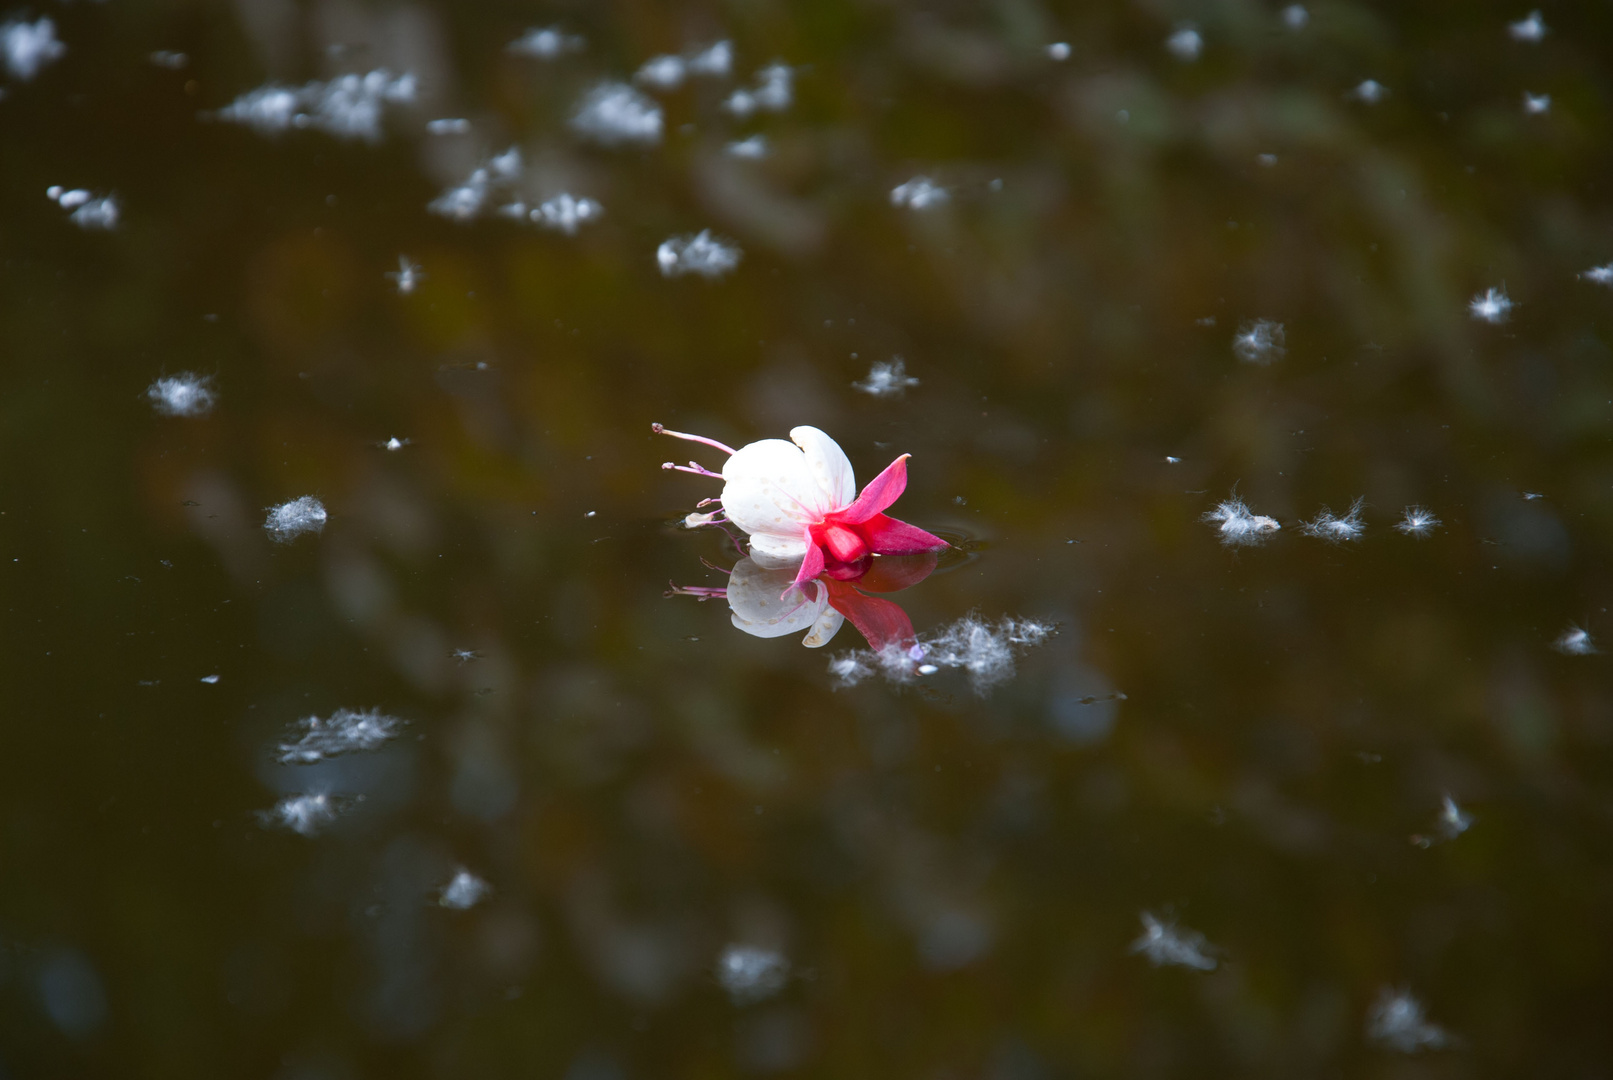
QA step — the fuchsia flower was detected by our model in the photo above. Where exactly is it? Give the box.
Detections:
[655,423,949,590]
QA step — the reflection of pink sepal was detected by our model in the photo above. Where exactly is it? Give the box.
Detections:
[822,578,917,653]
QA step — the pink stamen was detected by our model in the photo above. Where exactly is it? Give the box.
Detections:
[712,522,749,557]
[651,422,736,456]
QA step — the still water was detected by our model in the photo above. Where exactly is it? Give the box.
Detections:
[3,1,1611,1076]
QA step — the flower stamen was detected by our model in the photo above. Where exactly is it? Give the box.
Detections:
[651,422,736,456]
[662,460,724,479]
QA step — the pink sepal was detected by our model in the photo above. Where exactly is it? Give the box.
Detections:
[836,455,910,524]
[859,513,948,555]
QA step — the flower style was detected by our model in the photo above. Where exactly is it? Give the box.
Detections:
[655,423,949,591]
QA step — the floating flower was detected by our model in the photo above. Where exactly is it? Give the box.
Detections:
[656,424,948,592]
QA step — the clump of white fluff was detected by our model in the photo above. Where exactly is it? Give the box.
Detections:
[264,496,328,542]
[213,70,417,144]
[1232,319,1285,364]
[657,230,742,279]
[146,373,216,417]
[277,707,401,764]
[1130,912,1216,970]
[830,614,1055,694]
[439,869,491,909]
[716,945,789,1004]
[1203,496,1280,547]
[570,81,663,146]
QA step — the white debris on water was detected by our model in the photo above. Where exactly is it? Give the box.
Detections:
[1367,987,1449,1052]
[1522,92,1551,115]
[890,176,949,210]
[1165,25,1202,62]
[1130,912,1217,971]
[429,176,488,221]
[1469,286,1512,324]
[687,40,734,78]
[213,70,417,143]
[1301,498,1366,543]
[382,437,410,451]
[1553,624,1598,656]
[716,945,789,1004]
[265,793,339,837]
[69,197,119,230]
[48,187,119,230]
[507,26,584,60]
[146,373,216,417]
[1412,794,1474,848]
[264,496,328,542]
[1508,10,1547,43]
[853,357,920,397]
[386,256,423,294]
[1438,795,1472,837]
[828,652,874,683]
[1396,506,1440,536]
[200,674,221,684]
[657,230,741,279]
[1350,79,1387,104]
[532,193,603,235]
[727,134,768,159]
[1232,319,1286,364]
[635,54,686,91]
[277,707,401,764]
[1047,42,1071,61]
[149,50,188,70]
[570,81,663,147]
[635,43,732,92]
[1580,264,1613,285]
[425,117,470,135]
[1203,496,1281,547]
[428,146,522,222]
[1282,5,1310,30]
[439,869,491,910]
[724,62,793,118]
[830,615,1054,693]
[2,16,65,81]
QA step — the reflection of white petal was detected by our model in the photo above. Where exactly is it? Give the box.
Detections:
[750,535,809,562]
[722,438,824,539]
[727,560,826,639]
[789,426,856,509]
[801,606,844,648]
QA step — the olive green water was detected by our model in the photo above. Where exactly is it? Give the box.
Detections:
[3,1,1613,1076]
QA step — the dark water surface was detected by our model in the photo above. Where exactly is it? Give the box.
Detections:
[4,1,1613,1076]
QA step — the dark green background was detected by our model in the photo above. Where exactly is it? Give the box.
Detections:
[2,0,1611,1076]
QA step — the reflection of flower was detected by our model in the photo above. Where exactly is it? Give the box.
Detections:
[672,550,939,652]
[655,423,948,592]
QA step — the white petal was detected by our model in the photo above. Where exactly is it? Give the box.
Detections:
[801,606,844,648]
[721,438,822,539]
[749,534,810,561]
[790,426,856,509]
[726,559,826,638]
